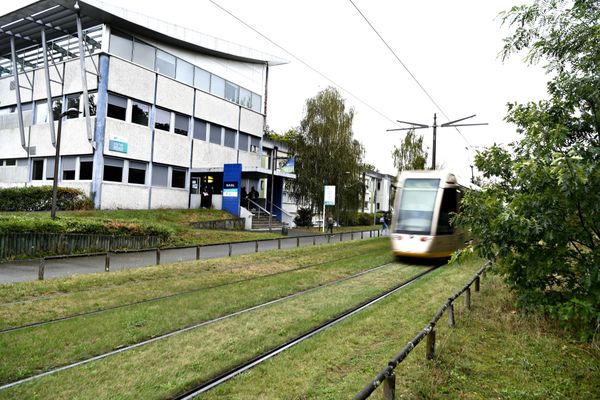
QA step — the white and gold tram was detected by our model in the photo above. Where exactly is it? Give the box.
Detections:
[390,170,473,259]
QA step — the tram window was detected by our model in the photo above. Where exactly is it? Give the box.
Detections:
[396,179,439,234]
[436,188,457,235]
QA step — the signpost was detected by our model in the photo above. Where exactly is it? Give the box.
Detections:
[323,185,336,232]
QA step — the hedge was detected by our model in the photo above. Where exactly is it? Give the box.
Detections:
[0,186,93,211]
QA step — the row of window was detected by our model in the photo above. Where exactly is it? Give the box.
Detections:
[0,93,97,125]
[106,93,261,152]
[109,31,262,113]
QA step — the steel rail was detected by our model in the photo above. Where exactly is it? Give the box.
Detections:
[0,260,410,391]
[172,265,440,399]
[0,251,389,334]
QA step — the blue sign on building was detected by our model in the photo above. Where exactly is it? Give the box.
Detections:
[222,164,242,217]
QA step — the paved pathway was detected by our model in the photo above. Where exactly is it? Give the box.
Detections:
[0,230,380,284]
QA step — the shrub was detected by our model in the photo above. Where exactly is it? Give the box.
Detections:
[294,207,313,227]
[0,186,93,211]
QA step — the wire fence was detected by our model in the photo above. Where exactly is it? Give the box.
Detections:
[354,264,488,400]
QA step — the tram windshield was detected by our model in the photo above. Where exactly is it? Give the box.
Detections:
[395,179,440,234]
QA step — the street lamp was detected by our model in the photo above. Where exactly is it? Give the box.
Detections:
[51,108,81,219]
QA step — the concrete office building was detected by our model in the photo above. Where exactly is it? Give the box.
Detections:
[0,0,294,216]
[361,171,396,213]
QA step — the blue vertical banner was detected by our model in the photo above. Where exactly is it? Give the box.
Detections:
[222,163,242,217]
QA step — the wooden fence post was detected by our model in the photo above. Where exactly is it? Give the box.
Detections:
[475,276,480,292]
[196,246,201,260]
[156,248,161,265]
[105,252,110,272]
[465,287,471,309]
[426,329,436,360]
[228,243,233,256]
[38,258,45,280]
[313,236,316,246]
[327,235,331,244]
[278,239,281,250]
[361,231,364,240]
[448,303,455,327]
[297,237,300,247]
[339,233,343,242]
[255,241,259,252]
[370,230,373,238]
[382,371,396,400]
[351,232,354,240]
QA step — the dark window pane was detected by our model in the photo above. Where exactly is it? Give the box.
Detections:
[224,128,236,148]
[128,167,146,184]
[66,94,80,118]
[193,119,206,140]
[5,159,16,166]
[32,160,44,180]
[152,164,168,186]
[238,132,249,151]
[62,157,76,180]
[250,136,260,152]
[51,98,63,121]
[155,108,171,131]
[171,169,186,188]
[174,113,189,136]
[63,170,75,180]
[107,94,127,121]
[209,125,221,145]
[87,93,97,116]
[131,101,150,126]
[156,50,175,78]
[79,161,93,180]
[104,165,123,182]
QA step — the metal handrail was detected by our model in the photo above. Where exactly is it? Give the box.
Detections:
[246,198,271,216]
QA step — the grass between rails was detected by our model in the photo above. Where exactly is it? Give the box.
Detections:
[203,267,600,399]
[0,239,389,326]
[0,244,393,384]
[0,261,426,399]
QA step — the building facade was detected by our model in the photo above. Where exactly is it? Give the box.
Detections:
[0,0,293,213]
[361,171,396,214]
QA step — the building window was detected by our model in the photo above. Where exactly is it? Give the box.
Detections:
[66,94,81,118]
[103,157,123,182]
[238,132,249,152]
[210,75,225,97]
[107,94,127,121]
[2,159,16,166]
[171,168,186,188]
[251,93,262,113]
[32,159,44,180]
[194,67,210,91]
[109,32,133,60]
[128,161,146,184]
[62,157,76,180]
[131,100,150,126]
[239,88,252,109]
[250,136,260,153]
[132,40,155,70]
[155,108,171,132]
[176,59,194,86]
[87,93,97,117]
[156,50,176,78]
[79,158,93,180]
[224,81,239,103]
[174,113,189,136]
[193,118,207,140]
[35,101,49,124]
[152,164,168,187]
[45,158,55,180]
[224,128,236,149]
[51,97,63,121]
[209,124,221,145]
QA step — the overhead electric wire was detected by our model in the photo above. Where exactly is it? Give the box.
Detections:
[348,0,475,149]
[208,0,401,128]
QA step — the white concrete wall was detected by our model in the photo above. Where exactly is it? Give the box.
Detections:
[156,76,194,115]
[32,64,64,101]
[27,125,55,158]
[152,130,190,167]
[0,110,33,130]
[194,90,238,130]
[108,58,155,103]
[0,166,28,183]
[101,182,150,209]
[104,118,152,161]
[237,150,261,168]
[191,140,237,168]
[0,71,34,105]
[240,108,264,137]
[57,118,95,156]
[63,56,100,95]
[150,187,188,209]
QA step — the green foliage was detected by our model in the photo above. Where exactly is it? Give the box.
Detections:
[288,87,364,215]
[0,186,93,211]
[456,0,600,339]
[293,207,314,227]
[391,129,428,172]
[338,212,378,227]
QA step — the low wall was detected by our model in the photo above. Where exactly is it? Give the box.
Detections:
[190,218,245,230]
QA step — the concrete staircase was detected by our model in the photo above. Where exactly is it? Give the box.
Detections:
[251,214,283,231]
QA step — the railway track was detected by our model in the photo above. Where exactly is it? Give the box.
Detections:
[1,259,420,391]
[172,264,439,399]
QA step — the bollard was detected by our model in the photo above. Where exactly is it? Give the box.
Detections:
[448,303,455,327]
[361,231,364,240]
[196,246,201,260]
[340,233,343,242]
[255,240,259,253]
[38,258,45,280]
[383,371,396,400]
[370,230,373,238]
[297,237,300,247]
[351,232,354,240]
[313,236,316,246]
[426,329,436,360]
[156,248,161,265]
[327,235,331,244]
[228,243,233,256]
[105,252,110,272]
[465,287,471,309]
[278,238,281,249]
[475,276,480,292]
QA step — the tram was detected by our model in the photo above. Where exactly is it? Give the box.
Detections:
[390,170,473,259]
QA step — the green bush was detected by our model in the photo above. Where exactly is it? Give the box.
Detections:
[0,186,93,211]
[294,207,314,227]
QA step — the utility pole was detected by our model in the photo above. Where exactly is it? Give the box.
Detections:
[387,114,487,170]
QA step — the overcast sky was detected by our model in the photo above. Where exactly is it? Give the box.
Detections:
[2,0,550,180]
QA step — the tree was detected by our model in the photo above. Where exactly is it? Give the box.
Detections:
[391,129,428,171]
[455,0,599,338]
[289,87,364,223]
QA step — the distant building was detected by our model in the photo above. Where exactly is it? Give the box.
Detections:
[361,171,396,213]
[0,0,294,214]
